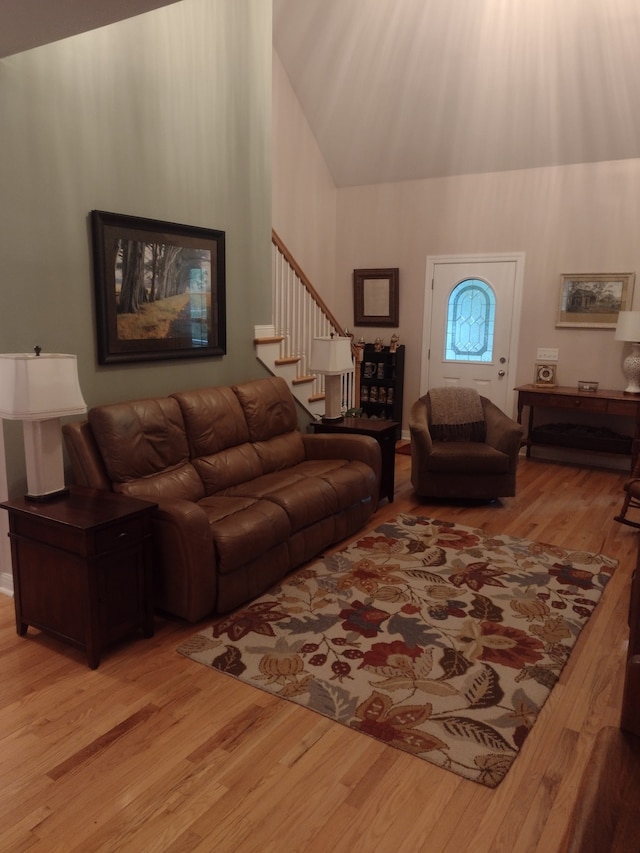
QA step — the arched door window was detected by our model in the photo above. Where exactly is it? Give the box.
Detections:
[445,278,496,362]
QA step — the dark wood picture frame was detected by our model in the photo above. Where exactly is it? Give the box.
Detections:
[353,268,399,327]
[91,210,226,364]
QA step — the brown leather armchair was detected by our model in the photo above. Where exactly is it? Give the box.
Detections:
[409,389,523,500]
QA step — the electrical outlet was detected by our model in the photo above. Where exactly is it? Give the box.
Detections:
[537,347,559,362]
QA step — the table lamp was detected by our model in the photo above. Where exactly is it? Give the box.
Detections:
[615,311,640,395]
[310,334,354,422]
[0,349,87,500]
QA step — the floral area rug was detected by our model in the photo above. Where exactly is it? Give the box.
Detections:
[177,514,616,787]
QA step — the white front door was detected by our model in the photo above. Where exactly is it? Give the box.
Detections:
[421,254,524,414]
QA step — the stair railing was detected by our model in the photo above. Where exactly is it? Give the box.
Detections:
[271,230,358,412]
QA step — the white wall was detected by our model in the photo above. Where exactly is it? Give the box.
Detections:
[335,160,640,430]
[272,52,338,308]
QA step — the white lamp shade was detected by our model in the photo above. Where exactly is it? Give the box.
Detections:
[0,353,87,420]
[615,311,640,343]
[309,336,354,375]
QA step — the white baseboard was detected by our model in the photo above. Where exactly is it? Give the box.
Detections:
[0,572,13,597]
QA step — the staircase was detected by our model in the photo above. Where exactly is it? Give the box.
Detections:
[255,231,358,420]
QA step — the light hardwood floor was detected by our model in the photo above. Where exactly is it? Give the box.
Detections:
[1,451,638,852]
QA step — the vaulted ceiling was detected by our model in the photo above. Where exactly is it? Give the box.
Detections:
[273,0,640,185]
[3,0,640,187]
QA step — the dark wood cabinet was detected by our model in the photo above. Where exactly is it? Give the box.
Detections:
[621,547,640,736]
[310,417,398,503]
[359,343,404,438]
[1,487,157,669]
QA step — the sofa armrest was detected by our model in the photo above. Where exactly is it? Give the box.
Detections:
[482,400,524,468]
[151,497,217,622]
[63,420,112,491]
[302,432,381,491]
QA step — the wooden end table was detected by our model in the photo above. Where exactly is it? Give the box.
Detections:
[1,486,157,669]
[309,417,398,503]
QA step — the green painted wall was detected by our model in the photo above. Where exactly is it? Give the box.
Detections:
[0,0,272,495]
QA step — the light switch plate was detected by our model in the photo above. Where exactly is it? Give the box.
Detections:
[537,347,559,362]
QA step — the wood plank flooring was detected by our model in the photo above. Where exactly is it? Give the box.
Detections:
[1,452,639,852]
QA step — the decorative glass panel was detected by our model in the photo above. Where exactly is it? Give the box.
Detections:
[445,279,496,362]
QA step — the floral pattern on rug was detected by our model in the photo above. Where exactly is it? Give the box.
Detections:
[178,514,616,787]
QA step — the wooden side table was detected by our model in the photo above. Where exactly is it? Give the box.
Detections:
[310,417,398,503]
[515,383,640,469]
[1,487,157,669]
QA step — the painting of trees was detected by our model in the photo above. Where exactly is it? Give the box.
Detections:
[92,210,226,363]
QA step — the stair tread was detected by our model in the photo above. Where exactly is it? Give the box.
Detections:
[254,336,285,344]
[275,356,300,365]
[292,375,316,385]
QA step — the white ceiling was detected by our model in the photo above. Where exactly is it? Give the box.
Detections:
[3,0,639,187]
[273,0,640,185]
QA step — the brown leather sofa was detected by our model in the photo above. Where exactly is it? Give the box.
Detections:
[63,376,381,622]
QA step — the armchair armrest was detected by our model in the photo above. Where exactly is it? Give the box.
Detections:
[482,399,524,467]
[409,396,434,484]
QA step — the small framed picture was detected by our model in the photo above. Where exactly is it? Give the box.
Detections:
[353,268,399,327]
[534,362,557,387]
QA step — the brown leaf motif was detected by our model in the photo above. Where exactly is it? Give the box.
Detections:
[475,753,515,788]
[212,601,289,641]
[549,563,595,590]
[529,615,572,644]
[455,619,545,669]
[463,665,504,709]
[352,691,446,755]
[211,644,246,676]
[469,593,504,623]
[441,715,514,753]
[336,558,405,595]
[433,528,482,549]
[421,546,447,567]
[450,562,507,591]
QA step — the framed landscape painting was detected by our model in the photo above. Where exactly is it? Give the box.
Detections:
[556,272,635,329]
[91,210,226,364]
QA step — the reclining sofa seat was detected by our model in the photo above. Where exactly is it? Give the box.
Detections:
[63,376,381,622]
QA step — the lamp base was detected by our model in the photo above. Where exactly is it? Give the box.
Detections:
[623,344,640,395]
[25,487,69,503]
[321,415,344,423]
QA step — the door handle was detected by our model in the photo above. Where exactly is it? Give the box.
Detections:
[498,370,506,377]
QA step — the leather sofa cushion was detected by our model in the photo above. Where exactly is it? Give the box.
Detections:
[172,386,250,457]
[220,459,376,533]
[233,376,298,442]
[428,442,510,474]
[193,443,264,494]
[88,397,200,494]
[198,495,291,575]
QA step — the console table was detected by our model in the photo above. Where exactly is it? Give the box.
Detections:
[515,384,640,469]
